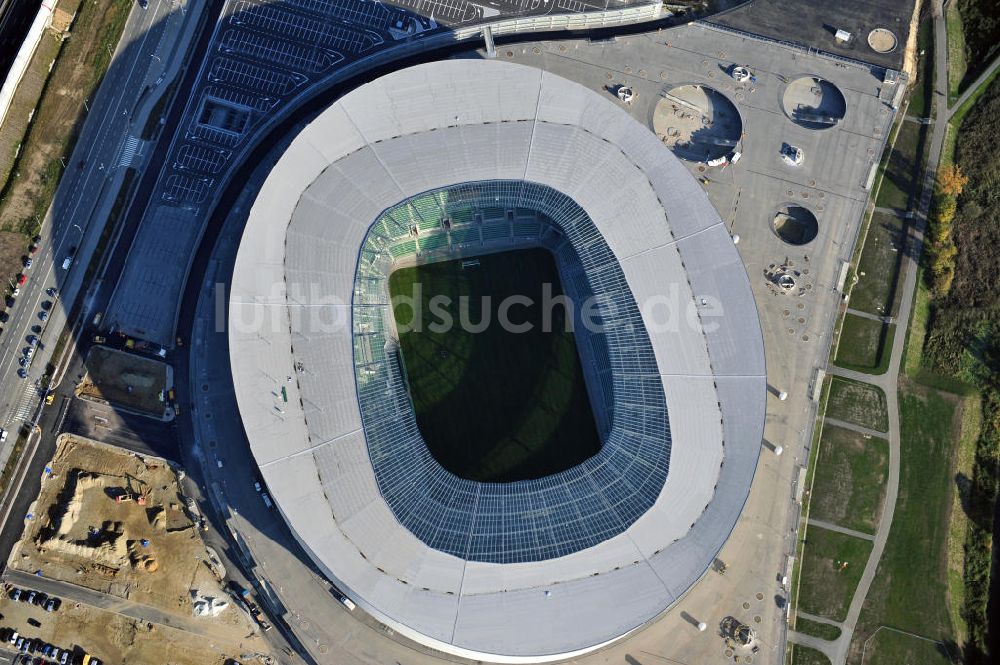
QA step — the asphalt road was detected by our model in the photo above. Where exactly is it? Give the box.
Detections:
[0,0,218,635]
[61,398,178,460]
[4,567,242,640]
[0,0,198,434]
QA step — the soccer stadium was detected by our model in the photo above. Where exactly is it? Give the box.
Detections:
[229,59,766,662]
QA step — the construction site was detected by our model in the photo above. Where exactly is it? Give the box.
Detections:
[1,435,267,664]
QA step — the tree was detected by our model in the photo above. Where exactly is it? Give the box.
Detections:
[938,164,969,197]
[933,193,958,223]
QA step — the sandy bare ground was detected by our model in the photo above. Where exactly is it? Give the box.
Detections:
[5,436,268,663]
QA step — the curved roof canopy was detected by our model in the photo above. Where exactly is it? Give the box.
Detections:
[229,59,766,662]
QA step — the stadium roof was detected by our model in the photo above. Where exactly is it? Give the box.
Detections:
[229,59,766,662]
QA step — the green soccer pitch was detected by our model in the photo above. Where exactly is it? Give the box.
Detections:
[388,248,601,483]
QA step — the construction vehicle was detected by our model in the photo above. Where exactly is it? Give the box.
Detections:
[112,490,146,505]
[229,583,272,631]
[112,475,148,505]
[44,393,55,406]
[93,335,106,344]
[125,337,167,358]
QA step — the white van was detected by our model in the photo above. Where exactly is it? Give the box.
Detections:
[332,589,356,611]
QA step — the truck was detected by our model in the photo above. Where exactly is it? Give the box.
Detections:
[125,338,167,358]
[228,583,272,632]
[331,586,356,611]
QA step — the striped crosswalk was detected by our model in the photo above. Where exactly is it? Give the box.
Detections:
[8,383,39,426]
[116,136,141,168]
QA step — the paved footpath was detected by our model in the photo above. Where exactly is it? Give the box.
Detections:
[807,519,875,542]
[822,416,888,440]
[798,2,949,663]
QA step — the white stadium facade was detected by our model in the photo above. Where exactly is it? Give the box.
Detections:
[229,59,766,662]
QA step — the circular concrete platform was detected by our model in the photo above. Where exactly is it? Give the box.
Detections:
[653,84,742,162]
[868,28,898,53]
[782,77,846,130]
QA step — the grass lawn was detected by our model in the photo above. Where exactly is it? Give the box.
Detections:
[835,315,894,374]
[860,628,954,665]
[389,248,599,482]
[810,425,889,535]
[950,64,1000,131]
[826,377,889,433]
[875,121,924,211]
[909,18,934,119]
[847,386,960,663]
[789,644,832,665]
[794,616,842,642]
[946,3,968,102]
[0,0,133,235]
[903,280,977,394]
[798,527,872,622]
[849,212,906,319]
[947,395,980,649]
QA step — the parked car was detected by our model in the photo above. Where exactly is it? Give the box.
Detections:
[26,590,36,604]
[23,258,32,269]
[44,597,61,612]
[46,287,57,297]
[38,311,48,322]
[17,368,27,379]
[10,587,21,601]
